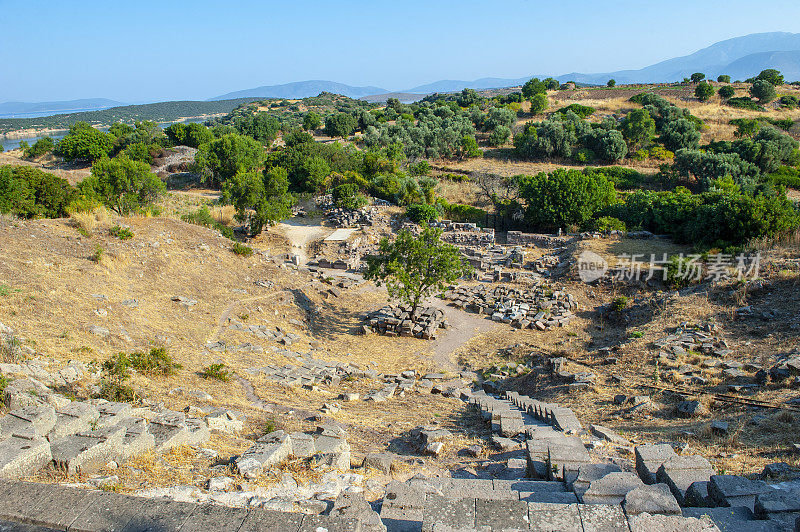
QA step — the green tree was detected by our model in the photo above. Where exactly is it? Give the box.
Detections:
[364,226,471,316]
[756,69,784,86]
[733,119,760,138]
[0,166,74,218]
[24,137,54,159]
[529,93,549,115]
[80,156,165,215]
[620,109,656,150]
[521,78,547,99]
[461,135,481,158]
[690,73,706,83]
[607,79,616,87]
[332,183,367,210]
[717,75,731,83]
[324,113,357,138]
[300,155,331,192]
[489,125,511,147]
[718,85,735,99]
[192,133,264,186]
[515,168,616,229]
[303,111,321,131]
[750,80,777,103]
[660,119,700,152]
[405,203,439,223]
[694,82,715,102]
[55,122,114,162]
[223,167,294,235]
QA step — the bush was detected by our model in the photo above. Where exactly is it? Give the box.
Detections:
[750,80,777,103]
[332,183,367,210]
[556,104,595,119]
[200,363,231,381]
[717,75,731,83]
[24,137,54,159]
[181,206,234,238]
[303,111,322,131]
[515,168,616,230]
[660,119,700,152]
[756,69,784,86]
[0,165,75,219]
[126,347,181,376]
[726,97,765,111]
[324,113,358,138]
[405,202,439,223]
[408,160,431,176]
[665,255,698,288]
[529,93,549,115]
[694,82,715,102]
[232,242,253,256]
[607,79,616,87]
[488,125,511,147]
[620,109,656,150]
[591,216,626,233]
[610,296,629,312]
[109,225,134,240]
[192,133,265,187]
[80,156,165,215]
[436,199,487,224]
[55,122,114,162]
[690,73,706,83]
[718,85,735,99]
[779,95,799,109]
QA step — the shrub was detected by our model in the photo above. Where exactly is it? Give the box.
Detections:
[556,103,595,119]
[192,133,265,187]
[55,122,114,162]
[529,93,549,115]
[0,165,75,219]
[665,255,699,288]
[620,109,656,150]
[610,296,629,312]
[24,137,54,159]
[409,161,431,176]
[660,119,700,152]
[756,69,784,86]
[717,75,731,83]
[779,95,799,109]
[127,347,181,376]
[109,225,134,240]
[181,206,234,239]
[90,245,104,263]
[718,85,735,99]
[694,82,715,102]
[489,125,511,147]
[405,202,440,223]
[726,97,765,111]
[324,113,358,138]
[750,80,777,103]
[200,363,231,381]
[607,79,616,87]
[591,216,626,232]
[332,183,367,210]
[80,156,165,215]
[232,242,253,256]
[522,78,547,98]
[303,111,322,131]
[461,135,481,158]
[436,198,487,224]
[690,73,706,83]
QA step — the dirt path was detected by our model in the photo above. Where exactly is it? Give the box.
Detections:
[270,218,331,265]
[425,298,500,370]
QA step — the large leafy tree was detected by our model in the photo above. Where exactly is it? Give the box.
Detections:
[620,109,656,150]
[750,80,777,103]
[192,133,264,186]
[81,156,165,215]
[756,69,784,86]
[223,167,294,235]
[694,82,715,102]
[365,226,471,316]
[55,122,115,162]
[515,168,616,230]
[324,113,357,138]
[521,78,547,99]
[303,111,322,131]
[0,166,74,218]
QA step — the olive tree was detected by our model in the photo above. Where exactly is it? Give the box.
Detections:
[364,226,471,317]
[750,80,777,103]
[694,82,715,102]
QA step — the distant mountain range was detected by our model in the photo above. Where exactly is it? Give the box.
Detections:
[0,98,124,118]
[207,80,388,101]
[6,32,800,118]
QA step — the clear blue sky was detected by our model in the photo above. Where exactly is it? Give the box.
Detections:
[1,0,799,103]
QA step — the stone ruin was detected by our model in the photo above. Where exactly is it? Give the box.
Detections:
[441,284,577,330]
[363,305,448,339]
[506,231,574,248]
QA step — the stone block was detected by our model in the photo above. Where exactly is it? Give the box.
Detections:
[204,410,243,433]
[117,417,155,460]
[572,463,623,499]
[117,499,197,531]
[238,508,304,532]
[94,401,132,428]
[628,512,721,532]
[26,483,97,529]
[298,514,361,532]
[289,432,316,458]
[363,453,395,474]
[50,426,124,475]
[635,444,677,484]
[577,503,628,532]
[709,475,771,512]
[148,416,190,453]
[48,402,99,441]
[527,502,582,532]
[547,437,591,483]
[331,491,386,532]
[754,488,800,518]
[581,472,644,505]
[520,491,579,504]
[68,491,143,532]
[186,417,210,446]
[589,425,630,446]
[0,436,51,479]
[421,495,474,532]
[624,483,682,516]
[0,405,56,440]
[683,506,780,532]
[235,431,291,478]
[3,379,50,410]
[172,503,249,532]
[475,498,528,530]
[656,455,716,505]
[0,480,60,522]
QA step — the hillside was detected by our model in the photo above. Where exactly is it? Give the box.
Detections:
[209,80,388,101]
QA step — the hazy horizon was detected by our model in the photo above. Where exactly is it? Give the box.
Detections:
[2,0,800,103]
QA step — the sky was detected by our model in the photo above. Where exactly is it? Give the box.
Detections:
[2,0,800,103]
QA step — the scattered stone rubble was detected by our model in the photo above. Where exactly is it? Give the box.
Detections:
[441,284,577,330]
[654,323,733,359]
[363,305,448,339]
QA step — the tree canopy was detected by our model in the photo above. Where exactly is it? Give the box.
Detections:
[364,226,471,316]
[80,156,165,215]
